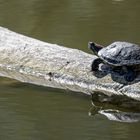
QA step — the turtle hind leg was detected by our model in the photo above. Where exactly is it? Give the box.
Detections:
[123,67,137,82]
[91,58,103,71]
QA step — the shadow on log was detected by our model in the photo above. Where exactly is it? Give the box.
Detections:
[0,27,140,106]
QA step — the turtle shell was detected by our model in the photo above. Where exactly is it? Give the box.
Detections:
[98,42,140,66]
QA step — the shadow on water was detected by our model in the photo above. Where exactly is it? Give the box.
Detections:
[89,93,140,123]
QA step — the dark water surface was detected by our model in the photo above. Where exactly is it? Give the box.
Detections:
[0,0,140,139]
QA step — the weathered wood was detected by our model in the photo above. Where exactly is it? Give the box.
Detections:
[0,27,140,103]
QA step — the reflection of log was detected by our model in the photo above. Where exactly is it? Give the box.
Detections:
[0,27,140,103]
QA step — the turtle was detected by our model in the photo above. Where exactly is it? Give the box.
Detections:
[88,41,140,82]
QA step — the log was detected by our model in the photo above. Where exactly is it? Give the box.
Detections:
[0,27,140,105]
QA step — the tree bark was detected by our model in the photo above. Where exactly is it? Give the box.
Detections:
[0,27,140,104]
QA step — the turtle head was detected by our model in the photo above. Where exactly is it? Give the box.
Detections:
[88,42,103,55]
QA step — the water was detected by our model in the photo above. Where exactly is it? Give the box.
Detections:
[0,0,140,139]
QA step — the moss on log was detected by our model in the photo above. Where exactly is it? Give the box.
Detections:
[0,27,140,104]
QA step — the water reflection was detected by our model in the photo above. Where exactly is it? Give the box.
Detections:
[89,102,140,123]
[112,0,125,2]
[90,90,140,123]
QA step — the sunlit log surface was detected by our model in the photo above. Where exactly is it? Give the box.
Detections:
[0,27,140,104]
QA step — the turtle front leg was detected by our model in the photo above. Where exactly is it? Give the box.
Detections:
[91,58,103,71]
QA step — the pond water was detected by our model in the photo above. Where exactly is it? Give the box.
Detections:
[0,0,140,139]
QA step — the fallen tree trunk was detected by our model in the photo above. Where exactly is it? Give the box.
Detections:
[0,27,140,105]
